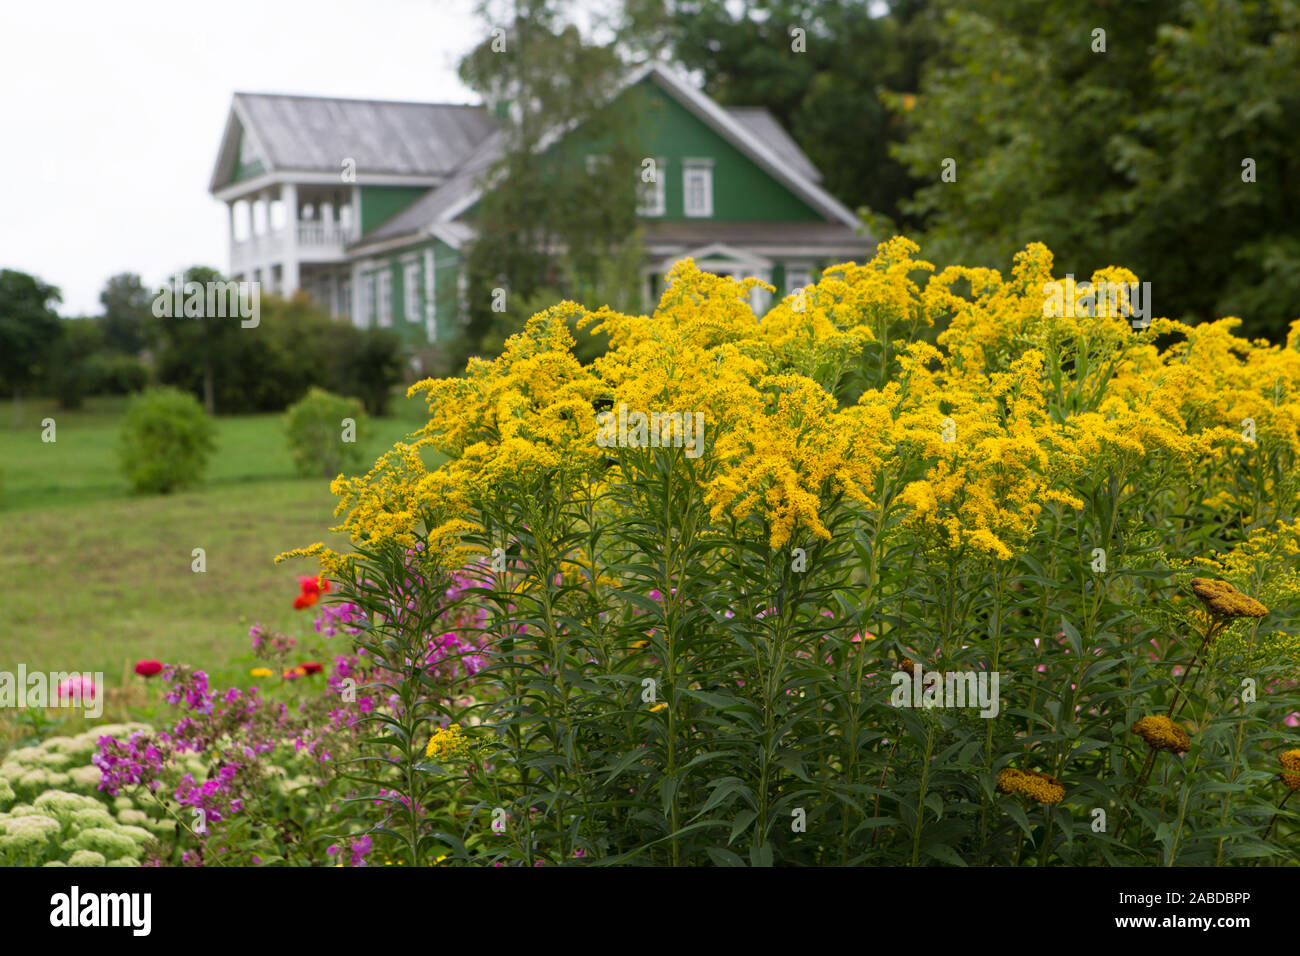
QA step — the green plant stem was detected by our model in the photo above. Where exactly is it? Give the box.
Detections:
[1262,792,1292,841]
[909,715,937,866]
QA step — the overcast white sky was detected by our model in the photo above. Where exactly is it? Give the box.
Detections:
[0,0,489,316]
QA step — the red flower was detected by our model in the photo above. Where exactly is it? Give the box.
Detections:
[300,661,323,675]
[297,575,332,596]
[293,591,319,610]
[134,659,163,678]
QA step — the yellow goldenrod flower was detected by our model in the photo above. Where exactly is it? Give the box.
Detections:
[425,723,469,760]
[249,668,273,678]
[649,703,667,713]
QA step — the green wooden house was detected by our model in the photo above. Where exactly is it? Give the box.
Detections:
[209,62,872,353]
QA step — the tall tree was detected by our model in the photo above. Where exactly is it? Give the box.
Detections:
[150,265,240,414]
[455,0,646,362]
[619,0,938,226]
[99,272,152,355]
[892,0,1300,338]
[0,269,62,425]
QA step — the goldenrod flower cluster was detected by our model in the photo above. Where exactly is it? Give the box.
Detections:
[285,235,1300,577]
[425,724,469,761]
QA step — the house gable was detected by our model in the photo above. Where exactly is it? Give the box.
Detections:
[352,62,861,252]
[631,81,823,223]
[360,185,433,234]
[232,127,265,184]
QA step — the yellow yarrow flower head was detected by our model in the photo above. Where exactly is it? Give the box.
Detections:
[1280,750,1300,792]
[1190,578,1268,619]
[1131,715,1192,754]
[425,723,469,761]
[996,767,1065,804]
[249,668,273,678]
[896,656,922,674]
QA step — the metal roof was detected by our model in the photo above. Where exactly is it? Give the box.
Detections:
[724,107,822,184]
[212,93,500,189]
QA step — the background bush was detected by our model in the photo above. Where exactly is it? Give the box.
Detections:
[154,291,405,415]
[87,353,149,396]
[117,386,216,494]
[284,387,367,479]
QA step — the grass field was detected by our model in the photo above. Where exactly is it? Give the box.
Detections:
[0,392,434,688]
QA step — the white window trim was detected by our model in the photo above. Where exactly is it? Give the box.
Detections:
[359,272,375,329]
[683,159,714,218]
[637,157,667,217]
[402,259,421,322]
[785,266,813,294]
[377,270,393,328]
[424,247,437,344]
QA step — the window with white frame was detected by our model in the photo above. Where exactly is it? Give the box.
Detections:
[377,270,393,327]
[683,160,713,218]
[403,261,421,321]
[637,158,666,217]
[786,267,813,294]
[359,274,374,328]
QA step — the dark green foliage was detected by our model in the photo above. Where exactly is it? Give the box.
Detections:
[892,0,1300,339]
[0,269,62,401]
[154,278,404,415]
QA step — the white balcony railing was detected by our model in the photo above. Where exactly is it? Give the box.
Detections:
[297,221,356,247]
[231,221,357,273]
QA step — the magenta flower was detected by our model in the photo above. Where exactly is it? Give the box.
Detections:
[57,675,98,706]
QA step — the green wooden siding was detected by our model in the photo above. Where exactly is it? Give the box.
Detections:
[232,130,264,183]
[356,238,463,347]
[360,186,433,235]
[457,79,827,225]
[635,84,823,222]
[430,238,461,340]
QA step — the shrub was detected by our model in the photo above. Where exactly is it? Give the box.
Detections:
[319,324,405,417]
[87,352,149,395]
[45,317,102,410]
[284,387,367,478]
[155,292,405,415]
[117,386,216,494]
[0,726,157,866]
[298,238,1300,866]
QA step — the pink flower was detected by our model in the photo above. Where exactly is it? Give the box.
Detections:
[57,675,98,705]
[134,659,163,678]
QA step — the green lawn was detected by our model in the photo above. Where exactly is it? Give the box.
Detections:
[0,393,434,688]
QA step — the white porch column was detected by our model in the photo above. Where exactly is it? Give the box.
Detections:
[226,201,237,276]
[424,246,436,344]
[281,182,300,295]
[351,260,364,328]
